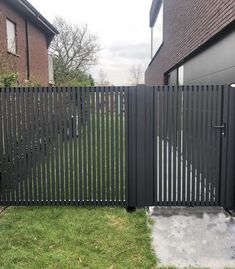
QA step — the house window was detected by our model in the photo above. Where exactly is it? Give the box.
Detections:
[151,1,163,58]
[6,19,17,54]
[178,65,184,86]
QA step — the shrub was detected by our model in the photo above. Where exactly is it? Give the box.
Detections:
[0,72,18,87]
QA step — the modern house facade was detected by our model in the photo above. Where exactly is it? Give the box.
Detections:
[0,0,58,85]
[145,0,235,86]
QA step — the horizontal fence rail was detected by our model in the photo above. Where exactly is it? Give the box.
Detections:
[0,87,127,206]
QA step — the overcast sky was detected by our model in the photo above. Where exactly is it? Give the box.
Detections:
[29,0,152,85]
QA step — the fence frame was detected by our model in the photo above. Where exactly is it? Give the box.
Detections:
[220,86,235,209]
[127,85,235,210]
[0,85,234,209]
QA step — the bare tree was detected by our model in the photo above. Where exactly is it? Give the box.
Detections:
[97,69,111,86]
[129,64,143,85]
[50,17,100,85]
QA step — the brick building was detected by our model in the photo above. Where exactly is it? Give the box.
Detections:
[0,0,58,85]
[145,0,235,85]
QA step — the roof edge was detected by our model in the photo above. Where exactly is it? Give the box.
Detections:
[148,20,235,75]
[6,0,59,35]
[18,0,59,34]
[150,0,163,27]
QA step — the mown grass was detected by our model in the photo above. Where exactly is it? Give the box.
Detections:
[0,207,156,269]
[2,113,126,203]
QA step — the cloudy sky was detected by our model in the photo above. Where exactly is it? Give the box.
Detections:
[29,0,152,85]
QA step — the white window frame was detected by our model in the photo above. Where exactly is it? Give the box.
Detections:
[6,19,17,55]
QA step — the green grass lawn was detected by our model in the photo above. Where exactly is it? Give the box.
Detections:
[1,113,126,204]
[0,207,156,269]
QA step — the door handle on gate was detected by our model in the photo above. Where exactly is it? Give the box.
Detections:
[213,124,226,136]
[214,125,225,128]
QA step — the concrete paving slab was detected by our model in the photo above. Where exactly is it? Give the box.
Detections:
[150,207,235,269]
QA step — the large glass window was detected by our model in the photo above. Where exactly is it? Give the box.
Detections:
[151,2,163,58]
[6,19,17,54]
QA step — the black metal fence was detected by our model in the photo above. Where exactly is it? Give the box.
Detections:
[0,85,234,209]
[127,85,235,209]
[0,87,127,205]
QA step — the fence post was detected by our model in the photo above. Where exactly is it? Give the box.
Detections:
[127,85,154,207]
[221,86,235,210]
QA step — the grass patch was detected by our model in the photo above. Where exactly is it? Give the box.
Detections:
[1,114,126,204]
[0,207,156,269]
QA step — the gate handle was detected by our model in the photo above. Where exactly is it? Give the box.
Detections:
[214,124,226,136]
[214,125,225,128]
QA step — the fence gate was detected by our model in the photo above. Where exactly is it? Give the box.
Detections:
[0,87,127,206]
[0,85,235,208]
[127,85,235,209]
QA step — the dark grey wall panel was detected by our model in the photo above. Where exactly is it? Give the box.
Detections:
[168,69,177,85]
[184,31,235,85]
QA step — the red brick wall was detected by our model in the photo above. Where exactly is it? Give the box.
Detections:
[0,1,28,81]
[145,0,235,85]
[0,1,49,85]
[28,23,49,85]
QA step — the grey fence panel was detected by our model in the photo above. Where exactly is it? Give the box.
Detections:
[127,85,154,206]
[221,86,235,209]
[0,87,127,206]
[0,85,234,209]
[127,85,234,209]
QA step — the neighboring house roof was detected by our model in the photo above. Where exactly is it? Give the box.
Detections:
[4,0,59,38]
